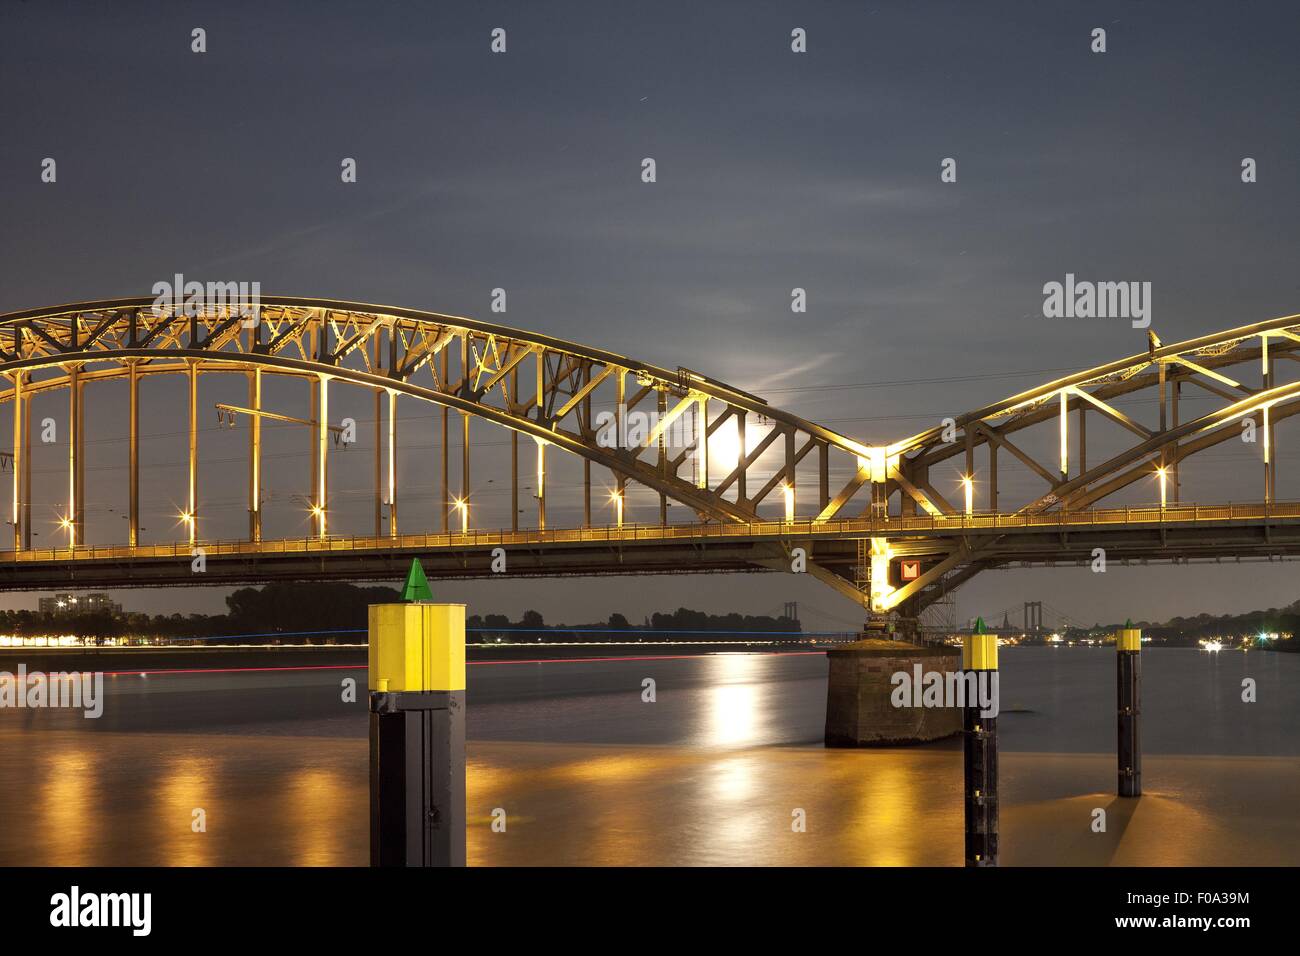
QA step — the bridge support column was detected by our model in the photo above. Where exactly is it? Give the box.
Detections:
[10,371,22,551]
[535,437,546,530]
[387,390,398,537]
[374,345,383,538]
[823,589,963,746]
[186,360,197,546]
[584,366,595,526]
[462,410,470,525]
[511,429,519,531]
[21,376,30,551]
[368,590,466,867]
[249,369,262,542]
[76,372,86,545]
[735,410,747,504]
[658,390,668,524]
[1263,340,1275,503]
[962,624,998,867]
[824,637,961,746]
[1117,623,1142,798]
[313,375,329,538]
[130,362,141,546]
[443,349,451,534]
[67,365,82,547]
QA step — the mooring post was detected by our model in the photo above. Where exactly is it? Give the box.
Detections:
[368,559,466,866]
[962,617,998,867]
[1116,620,1142,798]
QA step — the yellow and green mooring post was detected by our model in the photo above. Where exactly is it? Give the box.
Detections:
[1117,621,1142,798]
[962,618,998,867]
[368,559,466,866]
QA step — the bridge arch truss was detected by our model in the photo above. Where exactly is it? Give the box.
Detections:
[1,297,1297,622]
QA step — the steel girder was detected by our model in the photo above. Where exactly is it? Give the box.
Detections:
[873,313,1300,614]
[891,314,1300,513]
[0,298,876,589]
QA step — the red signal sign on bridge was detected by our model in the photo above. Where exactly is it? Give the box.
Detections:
[899,559,921,581]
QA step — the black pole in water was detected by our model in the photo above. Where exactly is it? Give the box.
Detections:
[1117,622,1142,798]
[368,560,467,867]
[962,618,998,867]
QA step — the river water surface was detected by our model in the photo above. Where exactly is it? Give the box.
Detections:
[1,647,1296,865]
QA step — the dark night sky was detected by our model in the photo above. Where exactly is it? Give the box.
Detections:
[1,0,1298,630]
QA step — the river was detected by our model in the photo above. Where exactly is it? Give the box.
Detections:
[1,647,1295,865]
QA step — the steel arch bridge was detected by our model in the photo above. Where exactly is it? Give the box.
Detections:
[0,296,1298,629]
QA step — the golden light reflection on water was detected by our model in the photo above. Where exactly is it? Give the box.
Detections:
[1112,793,1226,866]
[550,752,665,785]
[155,754,216,866]
[468,749,680,865]
[467,757,519,867]
[557,768,656,867]
[286,768,351,866]
[38,748,101,866]
[701,655,766,747]
[709,753,758,803]
[702,754,768,864]
[840,756,947,866]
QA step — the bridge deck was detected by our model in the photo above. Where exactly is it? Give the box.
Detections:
[1,501,1297,591]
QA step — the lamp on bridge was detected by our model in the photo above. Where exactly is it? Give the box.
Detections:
[960,475,974,516]
[1155,466,1168,509]
[782,482,795,522]
[453,497,469,535]
[609,489,624,528]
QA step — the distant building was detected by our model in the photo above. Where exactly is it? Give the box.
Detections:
[39,592,122,616]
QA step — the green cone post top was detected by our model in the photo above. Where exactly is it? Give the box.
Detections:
[401,558,433,602]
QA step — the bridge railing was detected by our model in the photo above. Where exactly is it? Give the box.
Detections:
[1,500,1298,564]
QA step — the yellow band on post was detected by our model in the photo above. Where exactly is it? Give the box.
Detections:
[1117,628,1142,652]
[962,633,998,671]
[368,603,466,692]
